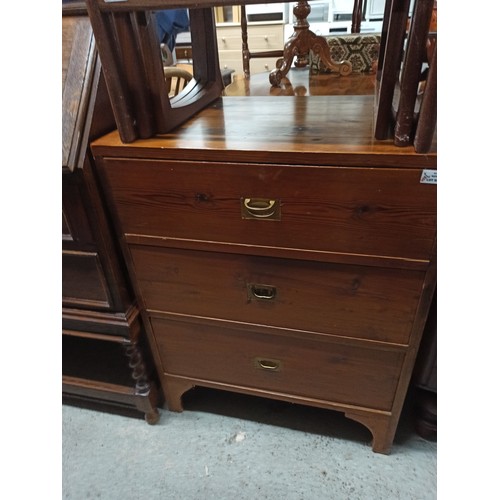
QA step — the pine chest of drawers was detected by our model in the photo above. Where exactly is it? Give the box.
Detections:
[91,95,437,453]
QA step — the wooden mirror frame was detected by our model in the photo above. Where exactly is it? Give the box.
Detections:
[84,0,224,142]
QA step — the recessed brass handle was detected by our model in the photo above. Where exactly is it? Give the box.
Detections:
[254,357,282,372]
[247,283,277,301]
[241,198,281,220]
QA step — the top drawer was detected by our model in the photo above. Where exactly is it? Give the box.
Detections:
[100,158,436,263]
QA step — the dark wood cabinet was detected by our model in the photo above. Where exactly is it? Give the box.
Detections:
[62,5,159,422]
[92,95,436,452]
[412,290,437,440]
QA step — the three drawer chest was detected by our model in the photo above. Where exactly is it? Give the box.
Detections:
[91,95,437,453]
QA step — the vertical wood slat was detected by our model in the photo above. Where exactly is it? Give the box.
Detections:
[394,0,434,147]
[62,18,96,171]
[351,0,363,34]
[159,7,223,127]
[131,10,173,133]
[376,0,395,81]
[414,41,436,154]
[374,0,412,140]
[241,5,250,78]
[190,8,223,86]
[113,12,156,139]
[85,0,137,142]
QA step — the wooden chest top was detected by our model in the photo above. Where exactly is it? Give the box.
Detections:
[91,96,437,168]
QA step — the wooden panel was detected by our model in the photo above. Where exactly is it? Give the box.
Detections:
[62,170,94,246]
[131,246,424,345]
[101,158,436,263]
[151,316,405,411]
[62,15,96,171]
[62,251,112,309]
[62,211,72,241]
[413,291,437,392]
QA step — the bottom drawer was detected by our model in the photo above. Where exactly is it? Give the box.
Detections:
[150,317,405,411]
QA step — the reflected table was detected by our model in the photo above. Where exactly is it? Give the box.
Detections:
[224,67,376,97]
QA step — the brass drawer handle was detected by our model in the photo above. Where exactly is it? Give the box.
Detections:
[241,197,281,220]
[254,357,282,372]
[248,283,277,301]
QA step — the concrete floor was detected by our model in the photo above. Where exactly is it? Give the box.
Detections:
[62,388,436,499]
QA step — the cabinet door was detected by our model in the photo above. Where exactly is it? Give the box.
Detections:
[62,14,95,172]
[62,169,94,247]
[62,250,112,309]
[62,170,112,310]
[62,165,132,313]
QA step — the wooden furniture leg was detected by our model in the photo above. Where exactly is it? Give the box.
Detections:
[124,341,161,424]
[269,1,352,87]
[163,376,195,412]
[345,411,397,454]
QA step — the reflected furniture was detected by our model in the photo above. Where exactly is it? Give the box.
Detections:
[224,67,376,96]
[268,1,352,86]
[216,11,284,76]
[163,66,193,97]
[241,4,284,78]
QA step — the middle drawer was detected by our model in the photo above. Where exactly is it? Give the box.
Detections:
[130,245,424,345]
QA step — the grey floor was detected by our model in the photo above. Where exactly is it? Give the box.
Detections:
[62,388,436,500]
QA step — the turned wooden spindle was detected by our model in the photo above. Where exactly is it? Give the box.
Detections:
[351,0,363,34]
[269,0,352,87]
[124,341,160,424]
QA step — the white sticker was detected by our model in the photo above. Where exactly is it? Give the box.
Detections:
[420,169,437,184]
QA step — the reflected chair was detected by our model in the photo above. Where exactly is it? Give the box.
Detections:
[241,4,284,78]
[163,67,193,97]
